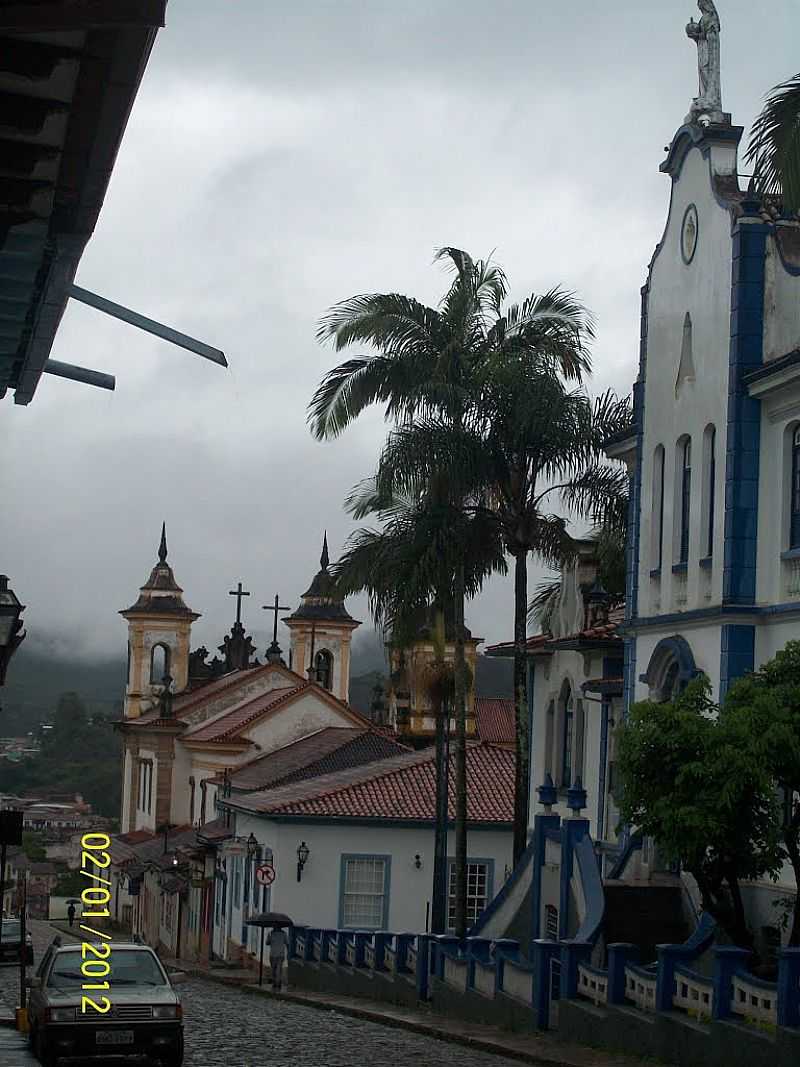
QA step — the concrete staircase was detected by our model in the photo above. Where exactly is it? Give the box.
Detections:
[601,879,690,964]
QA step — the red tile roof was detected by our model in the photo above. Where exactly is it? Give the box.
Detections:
[229,742,514,824]
[213,727,411,790]
[475,698,515,747]
[182,684,307,743]
[485,604,625,656]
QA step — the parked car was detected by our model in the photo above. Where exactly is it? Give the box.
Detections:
[27,937,184,1067]
[0,917,33,965]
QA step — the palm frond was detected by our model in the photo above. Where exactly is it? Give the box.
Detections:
[527,577,561,630]
[745,72,800,213]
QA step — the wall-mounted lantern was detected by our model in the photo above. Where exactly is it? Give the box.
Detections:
[296,841,310,882]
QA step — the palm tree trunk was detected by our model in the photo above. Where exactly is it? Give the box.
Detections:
[453,560,468,939]
[512,548,530,863]
[431,695,449,934]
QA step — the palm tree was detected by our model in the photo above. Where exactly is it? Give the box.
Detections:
[332,477,504,934]
[374,354,631,864]
[310,248,612,878]
[745,72,800,214]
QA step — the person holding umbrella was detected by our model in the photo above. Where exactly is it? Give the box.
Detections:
[267,925,288,991]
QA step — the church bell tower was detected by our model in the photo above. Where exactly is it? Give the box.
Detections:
[120,524,199,719]
[284,533,361,704]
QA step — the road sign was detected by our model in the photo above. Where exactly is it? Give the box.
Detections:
[255,864,275,886]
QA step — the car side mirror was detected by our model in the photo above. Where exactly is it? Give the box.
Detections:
[169,971,187,985]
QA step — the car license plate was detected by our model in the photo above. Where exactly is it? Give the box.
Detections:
[96,1030,134,1045]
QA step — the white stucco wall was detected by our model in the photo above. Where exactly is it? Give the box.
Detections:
[637,139,735,620]
[224,814,512,938]
[763,232,800,363]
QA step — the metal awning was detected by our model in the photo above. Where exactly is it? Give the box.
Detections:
[0,1,222,405]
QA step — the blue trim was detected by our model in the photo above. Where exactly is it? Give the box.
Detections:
[530,813,560,940]
[699,555,713,570]
[671,562,688,575]
[559,818,589,940]
[648,567,662,579]
[338,853,391,930]
[624,603,758,631]
[722,219,768,605]
[607,832,643,881]
[573,834,604,943]
[719,624,755,700]
[781,547,800,561]
[640,635,699,690]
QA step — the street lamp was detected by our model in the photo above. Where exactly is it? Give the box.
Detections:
[0,575,26,687]
[296,841,310,882]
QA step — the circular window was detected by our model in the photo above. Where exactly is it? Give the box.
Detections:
[681,203,699,265]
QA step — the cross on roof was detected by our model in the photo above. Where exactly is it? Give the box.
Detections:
[262,594,291,645]
[228,582,250,625]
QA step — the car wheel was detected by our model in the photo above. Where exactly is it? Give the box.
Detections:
[34,1027,58,1067]
[160,1031,184,1067]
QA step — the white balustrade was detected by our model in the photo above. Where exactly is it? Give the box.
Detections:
[730,973,777,1025]
[443,954,469,993]
[326,939,338,964]
[406,945,417,972]
[384,947,397,973]
[502,959,534,1005]
[345,942,356,965]
[473,960,497,1000]
[672,967,713,1018]
[577,963,608,1006]
[295,936,306,958]
[625,966,657,1011]
[363,943,375,969]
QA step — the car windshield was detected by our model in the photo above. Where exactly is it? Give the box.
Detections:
[47,949,167,989]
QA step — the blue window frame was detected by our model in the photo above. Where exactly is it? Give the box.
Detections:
[338,854,391,929]
[792,427,800,549]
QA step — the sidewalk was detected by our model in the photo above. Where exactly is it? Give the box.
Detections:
[173,960,665,1067]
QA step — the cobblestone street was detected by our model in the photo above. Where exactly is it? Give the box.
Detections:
[0,923,521,1067]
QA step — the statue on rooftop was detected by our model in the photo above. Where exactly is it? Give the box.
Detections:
[685,0,723,124]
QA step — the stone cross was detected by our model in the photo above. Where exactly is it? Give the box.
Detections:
[262,594,291,645]
[228,582,250,626]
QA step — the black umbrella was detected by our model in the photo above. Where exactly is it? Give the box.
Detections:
[245,913,293,986]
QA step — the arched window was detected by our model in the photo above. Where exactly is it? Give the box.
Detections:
[560,683,573,788]
[703,426,716,559]
[791,426,800,549]
[678,437,692,564]
[314,649,333,690]
[651,445,665,571]
[642,636,698,703]
[150,643,170,684]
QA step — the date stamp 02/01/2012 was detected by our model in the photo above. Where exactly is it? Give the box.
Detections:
[77,832,114,1015]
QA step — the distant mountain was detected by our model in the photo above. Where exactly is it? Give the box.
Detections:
[1,642,125,734]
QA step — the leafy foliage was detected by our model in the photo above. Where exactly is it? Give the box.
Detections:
[616,676,785,953]
[745,72,800,214]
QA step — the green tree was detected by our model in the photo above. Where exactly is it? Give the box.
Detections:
[746,72,800,214]
[722,641,800,945]
[616,678,783,953]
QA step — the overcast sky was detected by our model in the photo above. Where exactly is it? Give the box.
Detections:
[2,0,798,664]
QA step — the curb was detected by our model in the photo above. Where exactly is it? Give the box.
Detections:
[182,966,612,1067]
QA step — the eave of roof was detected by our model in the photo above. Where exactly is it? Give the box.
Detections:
[1,3,166,404]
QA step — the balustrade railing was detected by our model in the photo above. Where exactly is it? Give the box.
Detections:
[672,965,713,1019]
[625,964,658,1011]
[731,971,778,1025]
[577,963,608,1006]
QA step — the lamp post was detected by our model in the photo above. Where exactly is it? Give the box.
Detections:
[0,575,26,688]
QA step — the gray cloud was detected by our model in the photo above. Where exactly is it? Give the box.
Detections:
[2,0,797,662]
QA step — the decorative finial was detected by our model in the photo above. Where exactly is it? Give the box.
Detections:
[320,531,329,571]
[158,522,168,564]
[537,773,557,812]
[567,776,588,817]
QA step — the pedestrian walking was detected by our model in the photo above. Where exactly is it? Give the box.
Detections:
[267,927,288,991]
[67,903,76,927]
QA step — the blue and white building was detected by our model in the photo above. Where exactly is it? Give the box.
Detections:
[609,117,800,711]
